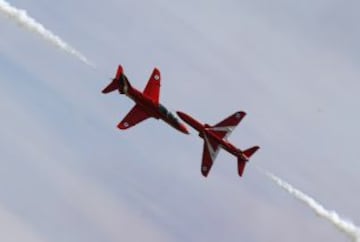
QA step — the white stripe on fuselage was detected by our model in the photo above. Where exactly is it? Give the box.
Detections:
[206,125,236,140]
[123,81,129,94]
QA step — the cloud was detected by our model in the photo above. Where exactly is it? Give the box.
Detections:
[0,205,49,242]
[0,86,172,242]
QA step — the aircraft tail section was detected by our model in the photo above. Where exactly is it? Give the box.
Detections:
[237,146,260,176]
[102,79,119,94]
[115,65,123,79]
[102,65,124,94]
[243,146,260,158]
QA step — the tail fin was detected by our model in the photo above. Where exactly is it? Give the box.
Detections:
[238,146,260,176]
[102,65,123,94]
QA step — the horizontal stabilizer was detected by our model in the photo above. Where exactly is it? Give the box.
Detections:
[238,146,260,176]
[102,79,118,93]
[238,160,247,177]
[243,146,260,159]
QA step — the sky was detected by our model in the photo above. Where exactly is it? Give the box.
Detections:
[0,0,359,241]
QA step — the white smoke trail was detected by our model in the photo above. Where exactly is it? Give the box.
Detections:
[266,172,360,242]
[0,0,94,67]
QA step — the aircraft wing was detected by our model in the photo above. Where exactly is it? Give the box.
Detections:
[201,134,221,177]
[117,105,151,130]
[210,111,246,140]
[143,68,161,103]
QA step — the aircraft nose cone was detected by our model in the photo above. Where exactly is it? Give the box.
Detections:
[179,123,189,134]
[176,111,188,122]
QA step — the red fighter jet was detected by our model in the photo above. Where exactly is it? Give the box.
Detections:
[177,111,259,177]
[102,65,189,134]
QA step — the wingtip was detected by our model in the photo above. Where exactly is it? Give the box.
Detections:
[117,121,129,130]
[201,167,209,177]
[152,67,161,80]
[236,111,247,118]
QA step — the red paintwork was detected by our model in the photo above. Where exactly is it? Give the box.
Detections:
[102,65,189,134]
[176,111,259,177]
[143,68,161,104]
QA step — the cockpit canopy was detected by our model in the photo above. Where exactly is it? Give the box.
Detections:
[159,104,180,124]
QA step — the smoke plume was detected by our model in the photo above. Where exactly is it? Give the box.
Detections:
[266,172,360,242]
[0,0,93,67]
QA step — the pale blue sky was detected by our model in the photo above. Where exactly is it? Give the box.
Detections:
[0,0,359,241]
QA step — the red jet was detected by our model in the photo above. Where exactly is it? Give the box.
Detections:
[102,65,189,134]
[177,111,259,177]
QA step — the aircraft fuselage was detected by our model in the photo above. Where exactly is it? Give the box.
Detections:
[177,111,247,160]
[123,84,188,134]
